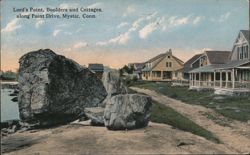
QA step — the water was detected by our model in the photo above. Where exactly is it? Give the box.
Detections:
[1,89,20,122]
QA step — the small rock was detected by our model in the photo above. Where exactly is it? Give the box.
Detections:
[177,140,194,147]
[11,97,18,102]
[84,107,105,126]
[9,93,17,96]
[70,119,91,126]
[213,96,225,100]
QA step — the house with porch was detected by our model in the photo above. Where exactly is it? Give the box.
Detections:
[142,49,184,81]
[189,30,250,95]
[183,53,203,80]
[128,62,145,79]
[88,63,104,79]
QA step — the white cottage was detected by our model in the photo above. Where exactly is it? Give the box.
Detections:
[189,30,250,95]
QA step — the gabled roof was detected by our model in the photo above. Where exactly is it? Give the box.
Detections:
[142,55,165,71]
[189,64,220,73]
[173,55,184,64]
[217,59,250,70]
[240,30,249,43]
[189,59,250,73]
[88,63,104,71]
[183,54,202,73]
[142,51,183,72]
[146,53,166,63]
[205,51,231,64]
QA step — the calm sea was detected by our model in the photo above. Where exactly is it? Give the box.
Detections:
[1,88,20,122]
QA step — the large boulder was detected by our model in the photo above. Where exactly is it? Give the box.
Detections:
[102,71,127,96]
[104,94,152,130]
[100,71,127,107]
[18,49,107,126]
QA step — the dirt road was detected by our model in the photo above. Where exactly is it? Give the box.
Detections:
[2,122,234,154]
[131,87,250,154]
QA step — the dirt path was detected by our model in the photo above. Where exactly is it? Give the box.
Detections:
[2,122,234,154]
[131,87,250,154]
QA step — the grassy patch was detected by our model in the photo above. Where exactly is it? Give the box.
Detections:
[131,81,250,122]
[202,112,231,127]
[150,100,220,143]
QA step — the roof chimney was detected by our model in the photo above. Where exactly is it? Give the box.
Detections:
[169,49,172,55]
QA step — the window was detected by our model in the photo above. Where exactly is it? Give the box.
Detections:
[244,45,249,59]
[247,46,249,58]
[156,71,161,77]
[237,47,240,60]
[239,46,243,59]
[166,62,172,67]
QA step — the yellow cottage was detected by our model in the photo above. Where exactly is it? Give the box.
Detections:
[142,49,184,81]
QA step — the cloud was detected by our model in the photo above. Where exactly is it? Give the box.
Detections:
[96,32,130,46]
[35,19,45,28]
[73,41,88,48]
[123,5,136,17]
[218,12,231,22]
[117,22,129,29]
[53,29,61,37]
[169,16,190,27]
[211,12,231,23]
[146,12,158,20]
[96,16,146,46]
[161,15,204,31]
[193,16,204,25]
[1,18,22,33]
[139,23,158,39]
[87,2,102,8]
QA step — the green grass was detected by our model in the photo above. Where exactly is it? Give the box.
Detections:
[150,100,220,143]
[202,112,231,127]
[131,81,250,122]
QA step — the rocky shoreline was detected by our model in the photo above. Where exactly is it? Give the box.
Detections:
[1,49,153,154]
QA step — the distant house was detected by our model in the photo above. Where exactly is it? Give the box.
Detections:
[142,49,184,81]
[88,63,104,79]
[182,54,202,80]
[189,30,250,95]
[128,63,145,79]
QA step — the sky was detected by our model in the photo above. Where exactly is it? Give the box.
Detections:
[1,0,249,71]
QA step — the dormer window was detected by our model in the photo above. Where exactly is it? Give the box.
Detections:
[239,47,243,59]
[166,62,172,67]
[244,45,249,59]
[238,45,248,60]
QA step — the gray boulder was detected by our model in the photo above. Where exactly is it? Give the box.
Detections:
[101,71,127,107]
[84,107,105,126]
[104,94,152,130]
[102,71,127,96]
[18,49,107,126]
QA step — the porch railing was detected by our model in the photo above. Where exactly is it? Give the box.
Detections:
[190,80,250,90]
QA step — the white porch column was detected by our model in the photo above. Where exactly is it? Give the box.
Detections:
[193,73,195,86]
[232,69,235,89]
